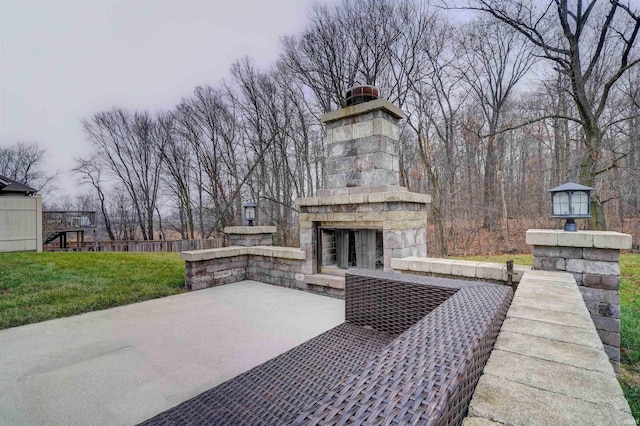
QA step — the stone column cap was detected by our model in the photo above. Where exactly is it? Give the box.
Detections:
[321,98,404,123]
[224,226,277,235]
[526,229,632,249]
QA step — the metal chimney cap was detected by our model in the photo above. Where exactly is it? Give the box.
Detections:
[345,85,379,106]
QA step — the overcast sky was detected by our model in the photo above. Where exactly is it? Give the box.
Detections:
[0,0,322,199]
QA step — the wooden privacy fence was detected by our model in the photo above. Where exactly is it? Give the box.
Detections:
[45,238,223,253]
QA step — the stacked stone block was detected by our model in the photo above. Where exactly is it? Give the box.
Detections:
[224,226,275,247]
[320,230,337,265]
[247,257,304,289]
[526,229,632,370]
[322,98,403,192]
[295,97,431,275]
[303,274,345,298]
[390,257,530,287]
[464,269,635,425]
[183,249,248,290]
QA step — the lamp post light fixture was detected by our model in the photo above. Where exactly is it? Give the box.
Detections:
[549,182,594,232]
[243,202,256,226]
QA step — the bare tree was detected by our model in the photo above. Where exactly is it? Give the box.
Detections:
[465,0,640,229]
[159,112,196,239]
[82,109,167,240]
[406,17,469,256]
[280,2,359,111]
[73,156,116,240]
[280,0,424,111]
[176,84,244,236]
[458,18,537,244]
[0,141,56,191]
[385,0,436,109]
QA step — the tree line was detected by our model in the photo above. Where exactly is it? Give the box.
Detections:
[32,0,640,254]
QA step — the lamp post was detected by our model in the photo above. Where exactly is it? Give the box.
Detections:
[549,182,594,232]
[243,202,256,226]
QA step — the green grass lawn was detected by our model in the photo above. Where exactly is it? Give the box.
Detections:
[620,254,640,421]
[455,253,640,421]
[0,252,185,330]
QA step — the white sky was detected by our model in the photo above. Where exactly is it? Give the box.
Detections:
[0,0,320,198]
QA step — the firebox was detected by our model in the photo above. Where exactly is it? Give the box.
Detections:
[319,228,383,270]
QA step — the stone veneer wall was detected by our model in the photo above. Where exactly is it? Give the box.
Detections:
[526,229,632,371]
[247,257,304,289]
[185,252,248,289]
[322,98,403,190]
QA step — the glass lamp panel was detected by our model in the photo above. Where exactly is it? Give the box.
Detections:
[571,191,589,215]
[245,206,256,220]
[552,192,570,215]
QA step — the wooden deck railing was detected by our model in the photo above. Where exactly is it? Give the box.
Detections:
[43,211,97,232]
[44,238,224,253]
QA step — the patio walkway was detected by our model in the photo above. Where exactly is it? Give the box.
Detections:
[0,281,344,426]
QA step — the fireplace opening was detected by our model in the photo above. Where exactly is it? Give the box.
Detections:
[319,228,383,270]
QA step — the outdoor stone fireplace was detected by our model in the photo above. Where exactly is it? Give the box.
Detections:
[180,88,430,298]
[297,87,431,283]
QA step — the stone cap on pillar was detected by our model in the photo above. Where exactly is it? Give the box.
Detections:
[321,98,404,124]
[224,226,277,235]
[526,229,632,249]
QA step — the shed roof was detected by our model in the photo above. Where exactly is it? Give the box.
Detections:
[0,175,37,195]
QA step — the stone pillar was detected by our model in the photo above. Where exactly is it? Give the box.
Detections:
[526,229,632,371]
[224,226,276,247]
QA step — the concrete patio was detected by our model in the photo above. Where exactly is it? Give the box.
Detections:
[0,281,344,426]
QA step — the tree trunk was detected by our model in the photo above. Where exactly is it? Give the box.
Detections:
[579,139,607,230]
[483,136,498,230]
[430,179,448,257]
[499,168,510,252]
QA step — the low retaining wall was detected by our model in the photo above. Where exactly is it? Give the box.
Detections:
[463,270,634,425]
[247,257,304,288]
[182,246,306,291]
[390,257,531,286]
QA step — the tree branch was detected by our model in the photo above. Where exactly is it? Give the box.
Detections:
[479,113,584,138]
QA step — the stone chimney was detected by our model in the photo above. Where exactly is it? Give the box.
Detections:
[321,85,404,194]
